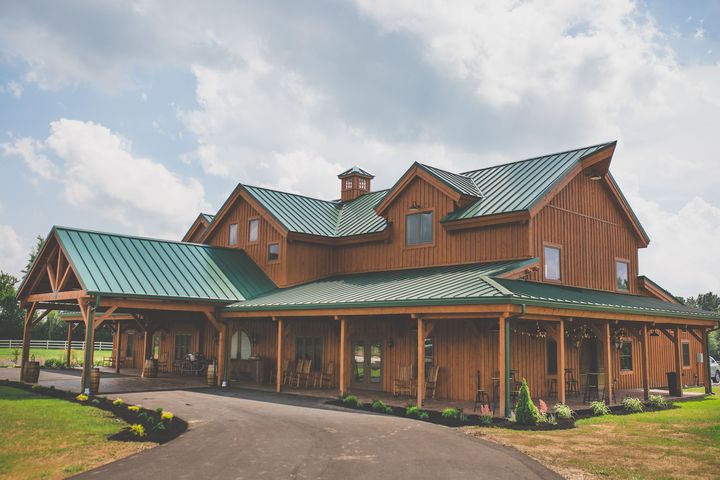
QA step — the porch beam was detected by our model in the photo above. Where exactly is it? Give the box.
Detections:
[557,319,565,404]
[417,316,424,407]
[26,290,88,302]
[218,320,229,387]
[141,318,152,378]
[46,263,57,292]
[641,324,650,400]
[203,311,222,331]
[99,298,216,313]
[93,305,118,329]
[275,317,283,393]
[78,297,97,394]
[223,304,517,319]
[603,322,613,404]
[673,326,683,397]
[30,309,51,327]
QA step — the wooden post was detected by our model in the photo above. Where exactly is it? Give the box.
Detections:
[674,326,683,397]
[276,318,283,393]
[339,317,347,396]
[603,322,613,404]
[498,315,507,417]
[417,317,424,407]
[704,329,713,395]
[115,322,122,374]
[141,320,151,378]
[218,322,228,387]
[641,324,650,400]
[66,322,73,367]
[20,303,37,371]
[557,319,566,404]
[79,299,96,394]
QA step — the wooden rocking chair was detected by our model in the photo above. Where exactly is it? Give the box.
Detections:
[425,365,440,400]
[317,361,335,388]
[393,365,413,397]
[157,351,169,373]
[294,359,312,388]
[287,360,304,386]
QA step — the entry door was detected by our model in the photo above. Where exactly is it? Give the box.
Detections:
[351,339,383,390]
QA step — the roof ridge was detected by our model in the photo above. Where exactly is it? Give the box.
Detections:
[418,162,484,197]
[242,183,341,207]
[461,140,616,175]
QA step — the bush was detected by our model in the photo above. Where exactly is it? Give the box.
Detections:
[418,411,430,421]
[441,407,461,419]
[553,403,574,420]
[113,398,124,406]
[590,401,610,416]
[129,424,146,437]
[31,384,42,390]
[622,397,644,413]
[155,407,163,415]
[44,358,65,369]
[75,394,89,402]
[405,405,420,417]
[371,399,386,411]
[647,394,668,409]
[514,379,540,426]
[341,394,362,408]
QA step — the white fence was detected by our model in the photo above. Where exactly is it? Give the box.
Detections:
[0,339,113,351]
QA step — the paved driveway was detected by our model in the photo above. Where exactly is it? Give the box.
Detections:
[71,388,560,480]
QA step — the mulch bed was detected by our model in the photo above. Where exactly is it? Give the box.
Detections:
[3,379,188,444]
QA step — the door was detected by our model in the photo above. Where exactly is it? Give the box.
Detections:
[351,339,383,390]
[580,338,600,388]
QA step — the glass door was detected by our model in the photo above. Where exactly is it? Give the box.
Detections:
[351,339,383,390]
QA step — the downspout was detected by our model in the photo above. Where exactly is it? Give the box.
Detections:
[706,324,719,396]
[83,295,101,395]
[504,304,526,418]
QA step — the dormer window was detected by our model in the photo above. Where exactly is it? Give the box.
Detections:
[345,178,353,189]
[543,245,561,281]
[248,218,259,243]
[406,212,433,246]
[228,223,238,245]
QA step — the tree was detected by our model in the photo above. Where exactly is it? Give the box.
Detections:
[21,235,45,278]
[0,272,24,338]
[514,378,540,425]
[681,292,720,359]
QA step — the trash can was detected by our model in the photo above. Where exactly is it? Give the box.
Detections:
[666,371,680,396]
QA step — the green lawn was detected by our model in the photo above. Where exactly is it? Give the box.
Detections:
[0,348,111,365]
[0,386,150,479]
[470,388,720,479]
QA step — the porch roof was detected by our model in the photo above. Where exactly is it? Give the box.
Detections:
[50,227,276,303]
[224,260,720,321]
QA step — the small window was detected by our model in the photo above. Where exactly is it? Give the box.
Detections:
[268,243,280,261]
[174,334,192,360]
[682,342,691,367]
[544,245,561,281]
[423,337,434,377]
[125,333,135,358]
[296,337,322,372]
[547,339,557,374]
[231,330,252,360]
[406,212,433,245]
[228,223,239,245]
[619,341,633,371]
[358,178,367,189]
[345,178,353,189]
[152,335,161,359]
[616,260,629,291]
[248,219,259,243]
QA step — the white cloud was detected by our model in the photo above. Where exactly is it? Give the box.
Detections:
[0,225,27,279]
[694,27,705,39]
[1,137,58,181]
[1,81,23,98]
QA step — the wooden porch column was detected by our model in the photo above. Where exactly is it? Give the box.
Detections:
[641,324,650,400]
[79,299,96,394]
[339,317,347,396]
[20,303,37,371]
[673,326,683,397]
[498,314,508,417]
[603,322,613,404]
[704,329,713,395]
[66,322,73,367]
[218,322,228,387]
[141,319,151,378]
[276,318,283,393]
[416,316,424,407]
[115,322,122,374]
[557,319,566,404]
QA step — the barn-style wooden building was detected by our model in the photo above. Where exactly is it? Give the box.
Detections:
[17,141,719,416]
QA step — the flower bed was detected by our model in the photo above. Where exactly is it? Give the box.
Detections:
[5,379,187,443]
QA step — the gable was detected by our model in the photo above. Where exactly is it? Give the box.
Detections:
[182,213,214,243]
[17,230,84,301]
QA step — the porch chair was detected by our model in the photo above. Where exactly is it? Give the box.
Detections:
[283,359,296,385]
[425,365,440,400]
[474,370,491,413]
[565,368,579,396]
[294,359,312,388]
[317,361,335,389]
[393,365,413,397]
[157,351,169,373]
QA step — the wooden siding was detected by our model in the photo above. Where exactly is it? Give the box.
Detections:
[529,174,641,293]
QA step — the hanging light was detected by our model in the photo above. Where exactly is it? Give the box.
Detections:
[650,329,660,337]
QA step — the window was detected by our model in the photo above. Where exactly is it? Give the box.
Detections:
[268,243,280,261]
[228,223,238,245]
[619,341,633,371]
[345,178,353,189]
[616,260,630,291]
[296,337,322,372]
[231,330,252,360]
[248,218,259,243]
[544,245,561,281]
[423,337,434,377]
[358,178,367,189]
[547,339,557,374]
[152,335,161,359]
[125,333,135,358]
[406,212,433,246]
[682,342,691,367]
[174,334,192,360]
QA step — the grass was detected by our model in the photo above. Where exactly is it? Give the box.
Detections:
[0,348,111,364]
[468,387,720,480]
[0,386,151,479]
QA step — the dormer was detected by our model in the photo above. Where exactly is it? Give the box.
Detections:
[339,166,374,202]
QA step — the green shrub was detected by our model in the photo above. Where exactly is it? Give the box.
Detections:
[622,397,644,413]
[514,379,540,425]
[441,407,460,419]
[129,424,146,437]
[418,411,430,421]
[371,399,388,412]
[155,407,163,415]
[647,394,668,409]
[590,401,610,416]
[406,405,420,416]
[553,403,574,420]
[341,394,362,408]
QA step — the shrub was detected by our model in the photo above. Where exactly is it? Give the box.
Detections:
[91,399,100,405]
[441,407,461,420]
[553,403,574,420]
[341,394,362,408]
[161,411,174,421]
[129,424,146,437]
[75,394,89,402]
[622,397,644,413]
[647,394,668,409]
[31,384,42,391]
[128,405,141,413]
[418,411,430,421]
[477,404,493,426]
[514,379,540,426]
[113,398,124,406]
[590,401,610,416]
[155,407,163,415]
[405,405,420,417]
[371,399,387,412]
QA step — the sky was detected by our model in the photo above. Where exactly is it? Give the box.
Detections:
[0,0,719,297]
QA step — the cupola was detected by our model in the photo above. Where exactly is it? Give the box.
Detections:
[338,166,374,202]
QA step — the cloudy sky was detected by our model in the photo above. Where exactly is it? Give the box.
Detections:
[0,0,718,297]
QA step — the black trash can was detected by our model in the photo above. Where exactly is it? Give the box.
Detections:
[666,371,680,396]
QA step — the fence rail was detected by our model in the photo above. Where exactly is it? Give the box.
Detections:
[0,339,113,351]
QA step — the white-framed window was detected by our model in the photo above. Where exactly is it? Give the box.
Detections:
[248,218,259,243]
[345,178,353,189]
[406,212,433,245]
[231,330,252,360]
[268,243,280,261]
[616,260,630,291]
[228,223,239,245]
[358,178,367,189]
[544,245,561,281]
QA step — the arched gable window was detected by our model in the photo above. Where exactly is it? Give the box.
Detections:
[231,330,252,360]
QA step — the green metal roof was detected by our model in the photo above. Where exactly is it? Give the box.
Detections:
[55,227,276,303]
[200,213,215,224]
[418,163,483,198]
[338,166,374,178]
[243,185,388,237]
[224,258,720,321]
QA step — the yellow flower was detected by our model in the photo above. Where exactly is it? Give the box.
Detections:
[76,394,89,402]
[161,411,174,421]
[112,398,124,406]
[129,424,146,437]
[128,405,141,412]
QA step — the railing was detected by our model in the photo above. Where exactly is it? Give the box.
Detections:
[0,339,113,351]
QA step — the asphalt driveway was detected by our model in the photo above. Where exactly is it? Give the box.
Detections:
[73,387,560,480]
